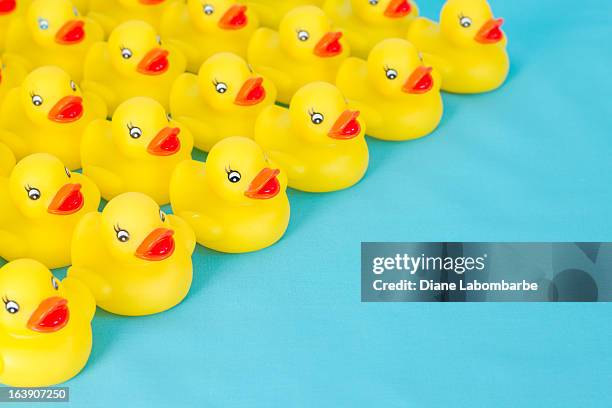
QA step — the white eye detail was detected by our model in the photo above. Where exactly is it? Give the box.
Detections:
[4,300,19,314]
[203,4,214,15]
[52,276,59,290]
[227,170,241,183]
[369,0,379,5]
[297,30,309,41]
[385,68,398,80]
[26,187,41,200]
[70,80,77,92]
[160,209,166,222]
[129,126,143,139]
[459,16,472,28]
[31,94,43,106]
[215,82,228,94]
[115,229,130,242]
[310,112,324,125]
[65,167,71,178]
[121,48,133,59]
[38,18,49,30]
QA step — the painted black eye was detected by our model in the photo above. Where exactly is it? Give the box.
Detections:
[297,30,309,41]
[203,4,214,15]
[385,68,398,80]
[227,170,241,183]
[116,229,130,242]
[459,16,472,28]
[310,112,324,125]
[160,210,166,222]
[26,186,41,200]
[65,167,71,178]
[4,300,19,314]
[121,48,133,59]
[31,95,43,106]
[215,82,228,94]
[369,0,379,5]
[129,126,142,139]
[70,80,77,92]
[52,276,59,290]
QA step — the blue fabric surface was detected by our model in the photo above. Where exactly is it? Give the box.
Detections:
[9,0,612,406]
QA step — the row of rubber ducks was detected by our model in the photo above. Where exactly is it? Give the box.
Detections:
[0,0,510,388]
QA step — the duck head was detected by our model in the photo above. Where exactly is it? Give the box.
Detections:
[351,0,418,24]
[112,97,182,158]
[440,0,504,47]
[205,136,285,204]
[198,52,272,112]
[0,0,16,15]
[119,0,168,7]
[8,153,98,219]
[101,192,176,264]
[187,0,258,33]
[26,0,86,47]
[0,259,70,337]
[279,6,348,61]
[19,66,84,126]
[108,20,170,77]
[290,82,364,145]
[367,38,436,98]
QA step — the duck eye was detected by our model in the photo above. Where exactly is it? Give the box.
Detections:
[4,300,19,314]
[70,80,77,92]
[73,6,79,16]
[38,18,49,30]
[385,68,398,80]
[128,126,143,139]
[159,209,166,222]
[116,229,130,242]
[459,16,472,28]
[121,48,133,59]
[51,276,59,290]
[310,112,324,125]
[215,82,228,94]
[65,167,71,178]
[369,0,379,5]
[31,94,43,106]
[297,30,310,41]
[227,170,241,183]
[203,4,214,15]
[26,186,41,200]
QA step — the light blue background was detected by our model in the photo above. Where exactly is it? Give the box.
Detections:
[9,0,612,406]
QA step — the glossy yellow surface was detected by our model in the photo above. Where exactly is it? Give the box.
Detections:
[0,66,107,170]
[170,136,290,253]
[82,20,186,113]
[0,53,29,107]
[246,0,323,28]
[255,82,369,192]
[68,192,195,316]
[247,5,349,104]
[0,259,95,387]
[406,0,509,93]
[88,0,179,35]
[170,52,276,152]
[0,0,29,52]
[0,142,15,177]
[337,38,443,141]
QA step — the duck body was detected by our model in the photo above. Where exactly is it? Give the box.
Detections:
[337,38,443,141]
[170,52,276,151]
[0,53,29,106]
[0,0,29,51]
[255,82,368,192]
[82,20,187,113]
[406,0,509,93]
[88,0,178,35]
[247,5,349,104]
[0,142,15,176]
[4,0,104,81]
[0,259,95,387]
[160,0,259,73]
[170,136,290,253]
[68,192,195,316]
[246,0,323,28]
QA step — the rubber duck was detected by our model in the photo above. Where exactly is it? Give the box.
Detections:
[82,20,187,113]
[4,0,104,82]
[0,259,95,387]
[0,0,29,52]
[0,142,15,176]
[246,0,323,28]
[88,0,178,35]
[406,0,509,93]
[336,38,443,140]
[160,0,259,73]
[170,136,290,253]
[254,82,368,192]
[170,52,276,152]
[72,0,88,14]
[0,153,101,269]
[68,192,195,316]
[247,5,350,104]
[323,0,419,58]
[0,66,107,170]
[0,53,29,106]
[82,97,194,205]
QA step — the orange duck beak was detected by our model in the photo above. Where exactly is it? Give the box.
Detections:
[48,183,84,215]
[402,66,434,94]
[147,127,181,156]
[0,0,16,15]
[55,20,85,45]
[48,96,83,123]
[234,77,266,106]
[219,4,248,30]
[138,48,170,75]
[245,168,281,199]
[314,32,343,58]
[329,110,361,140]
[135,228,175,261]
[384,0,412,18]
[475,18,504,44]
[27,297,70,333]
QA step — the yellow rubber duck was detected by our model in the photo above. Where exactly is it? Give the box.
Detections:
[82,20,187,114]
[336,38,443,141]
[68,192,195,316]
[4,0,104,82]
[72,0,88,14]
[406,0,509,93]
[254,82,368,192]
[0,66,107,170]
[160,0,259,73]
[323,0,419,59]
[0,259,95,387]
[88,0,178,35]
[247,5,350,104]
[0,0,29,52]
[246,0,323,28]
[0,153,101,269]
[170,52,276,152]
[170,136,290,253]
[0,142,16,177]
[0,53,29,106]
[82,97,194,205]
